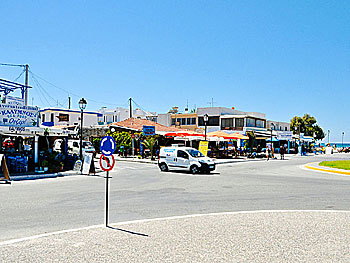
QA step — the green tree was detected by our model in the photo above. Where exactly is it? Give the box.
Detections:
[142,136,158,160]
[290,114,325,140]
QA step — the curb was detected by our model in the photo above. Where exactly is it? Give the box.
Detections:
[304,162,350,176]
[10,171,81,181]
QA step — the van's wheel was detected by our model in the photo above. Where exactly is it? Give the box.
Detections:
[190,165,199,174]
[159,163,168,172]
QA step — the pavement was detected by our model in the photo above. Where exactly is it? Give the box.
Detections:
[1,153,350,261]
[0,211,349,262]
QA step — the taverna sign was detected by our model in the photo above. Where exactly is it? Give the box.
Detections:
[0,104,39,127]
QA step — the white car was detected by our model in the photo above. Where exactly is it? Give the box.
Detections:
[54,139,96,157]
[158,147,215,174]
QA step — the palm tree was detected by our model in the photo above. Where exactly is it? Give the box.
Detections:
[143,137,157,160]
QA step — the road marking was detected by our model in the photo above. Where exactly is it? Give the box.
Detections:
[304,162,350,176]
[1,210,350,247]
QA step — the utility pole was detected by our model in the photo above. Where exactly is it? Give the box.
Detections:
[129,97,132,118]
[68,96,71,109]
[25,64,29,105]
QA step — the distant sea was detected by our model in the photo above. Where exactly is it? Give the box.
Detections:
[319,143,350,148]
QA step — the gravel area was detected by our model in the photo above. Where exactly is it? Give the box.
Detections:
[1,211,350,262]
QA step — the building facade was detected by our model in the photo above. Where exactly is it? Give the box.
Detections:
[40,108,102,127]
[267,120,290,131]
[98,107,157,125]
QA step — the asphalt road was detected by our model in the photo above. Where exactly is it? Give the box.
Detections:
[1,153,350,242]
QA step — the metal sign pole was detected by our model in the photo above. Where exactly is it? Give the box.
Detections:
[105,170,109,227]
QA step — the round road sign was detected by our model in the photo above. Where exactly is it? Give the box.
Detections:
[100,136,116,156]
[99,155,115,172]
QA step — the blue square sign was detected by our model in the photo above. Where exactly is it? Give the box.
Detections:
[143,125,155,136]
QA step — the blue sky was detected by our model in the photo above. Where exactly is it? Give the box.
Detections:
[0,1,349,142]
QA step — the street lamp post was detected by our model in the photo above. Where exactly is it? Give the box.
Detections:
[327,130,330,145]
[294,125,298,153]
[270,123,275,152]
[204,114,209,141]
[342,132,345,149]
[79,98,87,161]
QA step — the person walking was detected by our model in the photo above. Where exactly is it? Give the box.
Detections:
[266,146,270,161]
[280,145,285,160]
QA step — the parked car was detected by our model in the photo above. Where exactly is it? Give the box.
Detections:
[158,146,215,174]
[53,139,96,157]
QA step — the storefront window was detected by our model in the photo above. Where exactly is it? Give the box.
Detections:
[198,116,220,126]
[235,118,244,127]
[246,118,255,127]
[221,118,233,129]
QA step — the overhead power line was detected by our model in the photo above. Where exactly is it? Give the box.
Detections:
[29,70,127,108]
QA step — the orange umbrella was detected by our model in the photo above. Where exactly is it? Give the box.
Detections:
[207,130,239,140]
[231,132,249,140]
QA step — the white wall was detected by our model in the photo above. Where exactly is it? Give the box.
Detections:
[40,109,99,127]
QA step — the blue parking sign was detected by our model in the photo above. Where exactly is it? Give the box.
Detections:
[100,136,116,156]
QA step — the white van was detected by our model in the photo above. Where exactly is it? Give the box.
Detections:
[53,139,96,157]
[158,147,215,174]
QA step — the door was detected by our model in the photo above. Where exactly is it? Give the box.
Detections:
[176,150,190,169]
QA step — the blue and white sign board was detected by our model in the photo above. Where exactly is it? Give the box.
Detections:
[143,125,155,136]
[277,131,293,141]
[0,104,39,127]
[100,136,116,156]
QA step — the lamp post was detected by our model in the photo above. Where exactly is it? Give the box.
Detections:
[327,129,330,145]
[79,98,87,160]
[204,114,209,141]
[342,132,345,149]
[270,123,275,152]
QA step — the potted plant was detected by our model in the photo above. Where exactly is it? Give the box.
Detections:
[42,160,49,172]
[59,162,64,172]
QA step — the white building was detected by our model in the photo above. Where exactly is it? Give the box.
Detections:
[97,107,157,125]
[40,108,102,127]
[267,120,290,131]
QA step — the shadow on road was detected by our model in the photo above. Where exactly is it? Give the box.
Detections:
[107,226,149,237]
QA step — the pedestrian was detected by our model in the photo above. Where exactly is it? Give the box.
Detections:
[266,146,270,161]
[280,145,285,160]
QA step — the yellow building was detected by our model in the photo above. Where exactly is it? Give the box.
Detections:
[170,112,200,132]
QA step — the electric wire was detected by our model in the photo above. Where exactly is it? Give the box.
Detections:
[29,70,128,108]
[13,69,25,82]
[31,74,65,107]
[30,74,50,106]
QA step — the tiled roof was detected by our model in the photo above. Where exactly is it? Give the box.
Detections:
[110,118,184,132]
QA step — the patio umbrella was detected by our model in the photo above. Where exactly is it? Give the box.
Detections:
[207,130,239,140]
[230,132,249,140]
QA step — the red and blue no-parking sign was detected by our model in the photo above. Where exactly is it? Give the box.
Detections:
[99,154,115,172]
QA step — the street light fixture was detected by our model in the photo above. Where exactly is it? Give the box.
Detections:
[203,114,209,141]
[79,98,87,160]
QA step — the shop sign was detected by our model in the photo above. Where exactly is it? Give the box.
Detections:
[143,125,155,136]
[5,96,24,106]
[199,141,209,156]
[57,113,69,122]
[9,126,26,132]
[0,104,39,127]
[277,131,293,141]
